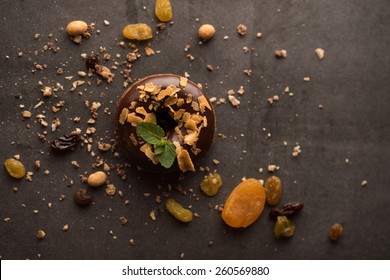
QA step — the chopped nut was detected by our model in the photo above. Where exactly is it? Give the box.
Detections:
[292,144,302,157]
[77,71,87,77]
[145,46,155,56]
[103,20,110,26]
[275,49,287,58]
[361,180,368,187]
[150,210,157,221]
[105,184,116,196]
[228,95,240,107]
[63,224,69,231]
[243,69,252,76]
[95,64,114,83]
[42,86,53,97]
[315,48,325,59]
[256,32,262,38]
[71,160,79,168]
[268,164,277,172]
[237,24,247,36]
[303,76,311,82]
[22,110,32,118]
[36,230,46,240]
[119,216,128,225]
[34,160,41,169]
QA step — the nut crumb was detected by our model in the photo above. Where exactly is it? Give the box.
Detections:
[268,164,277,172]
[36,230,46,240]
[237,24,247,36]
[228,95,240,107]
[361,180,368,187]
[119,216,128,225]
[315,48,325,59]
[150,210,157,221]
[105,184,116,196]
[63,224,69,231]
[275,49,287,58]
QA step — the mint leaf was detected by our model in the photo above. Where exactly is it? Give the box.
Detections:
[155,141,176,169]
[136,122,165,145]
[136,122,177,169]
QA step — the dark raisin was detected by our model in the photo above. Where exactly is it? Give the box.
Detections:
[50,134,81,152]
[86,53,99,70]
[74,189,92,206]
[269,202,304,220]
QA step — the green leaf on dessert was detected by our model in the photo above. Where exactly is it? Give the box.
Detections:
[136,122,177,169]
[155,141,176,169]
[136,122,165,145]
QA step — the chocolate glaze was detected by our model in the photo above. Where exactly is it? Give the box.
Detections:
[114,74,216,172]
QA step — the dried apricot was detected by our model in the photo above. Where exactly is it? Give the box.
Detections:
[4,158,26,179]
[155,0,172,22]
[122,24,153,41]
[221,178,266,228]
[264,176,282,205]
[200,173,222,196]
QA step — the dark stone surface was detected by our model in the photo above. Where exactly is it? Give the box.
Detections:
[0,0,389,259]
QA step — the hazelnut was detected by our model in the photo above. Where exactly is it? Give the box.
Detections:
[66,20,88,36]
[198,24,216,41]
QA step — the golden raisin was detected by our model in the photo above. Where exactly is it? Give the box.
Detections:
[328,223,343,241]
[4,158,26,179]
[166,198,193,222]
[200,173,222,196]
[274,216,295,239]
[155,0,172,22]
[221,178,266,228]
[122,24,153,41]
[264,176,282,205]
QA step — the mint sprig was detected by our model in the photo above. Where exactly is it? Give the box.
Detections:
[136,122,177,168]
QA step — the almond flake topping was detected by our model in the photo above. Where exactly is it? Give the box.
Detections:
[179,77,188,88]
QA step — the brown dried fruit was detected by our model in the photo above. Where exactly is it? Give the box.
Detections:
[329,223,343,241]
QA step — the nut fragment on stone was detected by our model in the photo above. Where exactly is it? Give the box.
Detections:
[237,24,247,36]
[87,171,107,187]
[22,110,32,118]
[228,95,240,107]
[275,49,287,58]
[105,184,116,196]
[198,24,216,41]
[268,164,277,172]
[315,48,325,59]
[36,230,46,240]
[95,64,114,83]
[42,86,53,97]
[66,20,88,36]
